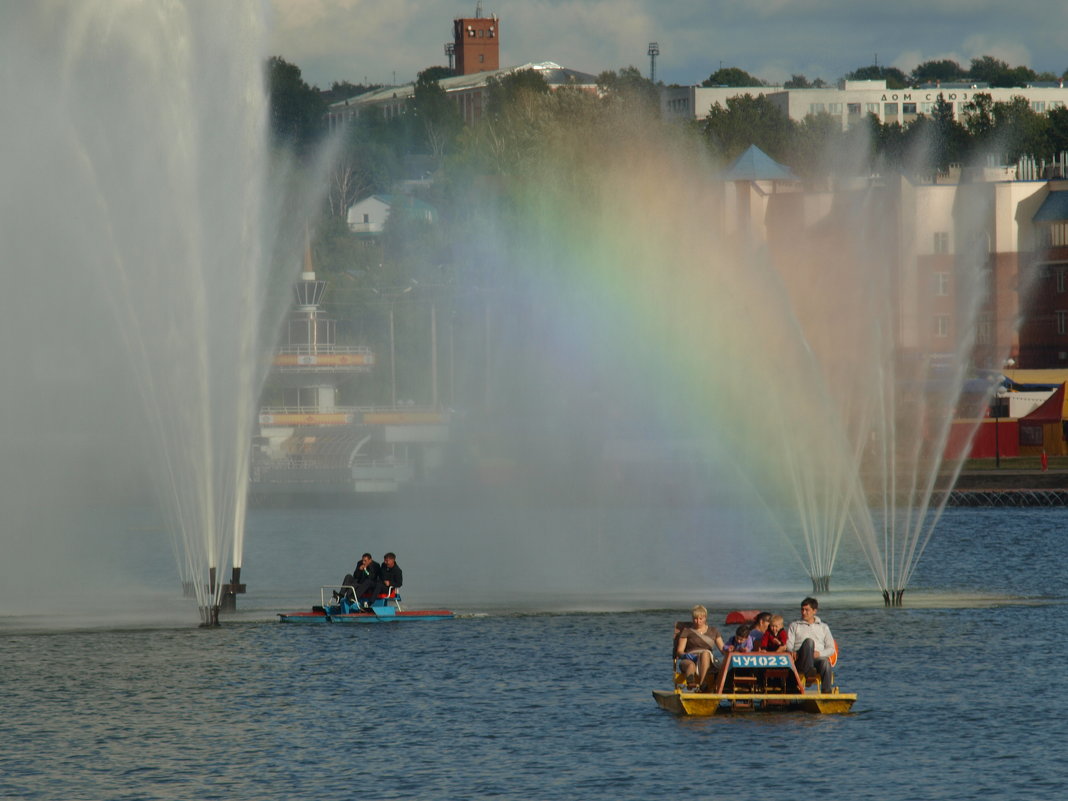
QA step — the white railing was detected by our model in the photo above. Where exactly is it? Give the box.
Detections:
[277,344,373,355]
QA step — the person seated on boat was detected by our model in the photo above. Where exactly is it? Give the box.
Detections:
[747,612,772,647]
[336,553,379,605]
[722,624,754,653]
[756,614,788,652]
[674,604,725,690]
[375,552,403,597]
[786,597,835,693]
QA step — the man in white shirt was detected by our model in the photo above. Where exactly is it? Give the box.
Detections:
[786,596,835,693]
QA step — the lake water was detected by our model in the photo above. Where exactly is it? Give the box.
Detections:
[2,504,1066,800]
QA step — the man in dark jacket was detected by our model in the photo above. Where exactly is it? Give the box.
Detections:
[376,552,403,597]
[337,553,379,604]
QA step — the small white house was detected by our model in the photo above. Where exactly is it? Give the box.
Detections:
[346,194,437,234]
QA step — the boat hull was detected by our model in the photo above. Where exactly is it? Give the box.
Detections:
[652,688,856,715]
[278,609,454,623]
[277,615,452,627]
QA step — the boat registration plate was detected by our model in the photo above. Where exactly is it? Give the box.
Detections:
[732,654,791,668]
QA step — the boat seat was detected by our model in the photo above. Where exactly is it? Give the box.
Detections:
[730,674,758,693]
[764,668,789,693]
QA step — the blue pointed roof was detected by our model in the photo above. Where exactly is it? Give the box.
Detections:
[722,145,798,182]
[1034,190,1068,222]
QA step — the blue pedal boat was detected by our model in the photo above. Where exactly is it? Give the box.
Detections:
[278,587,454,624]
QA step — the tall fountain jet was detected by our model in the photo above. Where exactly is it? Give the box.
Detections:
[0,3,297,624]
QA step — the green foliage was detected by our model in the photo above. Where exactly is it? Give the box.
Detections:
[265,56,326,155]
[419,65,455,82]
[319,81,381,105]
[846,65,909,89]
[701,94,794,162]
[912,59,964,83]
[412,69,463,158]
[702,67,765,87]
[968,55,1037,88]
[484,69,551,118]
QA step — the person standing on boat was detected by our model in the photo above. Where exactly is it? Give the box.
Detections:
[786,597,835,693]
[376,552,403,596]
[674,605,725,690]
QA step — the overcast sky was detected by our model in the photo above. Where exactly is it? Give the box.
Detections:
[268,0,1068,90]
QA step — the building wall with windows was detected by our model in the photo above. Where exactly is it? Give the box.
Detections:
[662,80,1068,129]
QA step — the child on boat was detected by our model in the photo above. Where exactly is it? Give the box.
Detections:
[723,624,754,653]
[756,614,788,652]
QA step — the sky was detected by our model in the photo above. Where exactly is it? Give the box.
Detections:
[268,0,1068,91]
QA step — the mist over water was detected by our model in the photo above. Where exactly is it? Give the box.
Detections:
[0,3,306,623]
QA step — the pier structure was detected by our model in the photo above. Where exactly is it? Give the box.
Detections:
[252,246,449,496]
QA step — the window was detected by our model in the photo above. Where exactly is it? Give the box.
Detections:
[1058,267,1067,293]
[847,103,861,115]
[934,231,949,253]
[976,313,993,345]
[1033,101,1045,113]
[1020,424,1044,446]
[1038,223,1068,248]
[810,103,826,113]
[884,102,898,116]
[921,102,936,114]
[363,213,370,223]
[828,103,842,114]
[1058,310,1068,335]
[903,102,917,114]
[866,103,879,114]
[934,271,950,296]
[935,315,949,338]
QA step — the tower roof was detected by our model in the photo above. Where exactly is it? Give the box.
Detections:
[721,145,798,182]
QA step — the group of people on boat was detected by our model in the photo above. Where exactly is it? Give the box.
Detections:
[674,596,836,693]
[333,552,403,608]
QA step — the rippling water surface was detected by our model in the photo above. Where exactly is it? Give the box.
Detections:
[2,505,1066,800]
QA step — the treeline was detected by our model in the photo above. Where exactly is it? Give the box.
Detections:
[264,54,1068,284]
[703,55,1067,90]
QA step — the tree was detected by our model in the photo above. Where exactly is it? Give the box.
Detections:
[991,96,1049,161]
[1046,106,1068,157]
[411,68,463,159]
[784,74,811,89]
[702,67,764,87]
[265,56,326,154]
[789,112,847,178]
[929,94,967,171]
[962,93,996,144]
[845,65,909,89]
[968,55,1036,88]
[597,66,661,119]
[421,66,455,82]
[701,93,795,162]
[319,80,380,105]
[911,59,964,84]
[485,68,551,118]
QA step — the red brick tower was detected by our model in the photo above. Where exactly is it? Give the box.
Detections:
[453,3,499,74]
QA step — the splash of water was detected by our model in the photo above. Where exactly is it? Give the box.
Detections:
[0,2,295,624]
[456,125,995,602]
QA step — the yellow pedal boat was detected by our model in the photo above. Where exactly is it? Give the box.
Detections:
[653,651,857,715]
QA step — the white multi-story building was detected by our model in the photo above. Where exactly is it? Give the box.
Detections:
[662,80,1068,128]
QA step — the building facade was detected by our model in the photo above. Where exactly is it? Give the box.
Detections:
[662,80,1068,129]
[453,11,499,75]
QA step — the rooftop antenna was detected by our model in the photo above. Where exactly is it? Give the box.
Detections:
[475,0,483,18]
[444,42,455,71]
[648,42,659,82]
